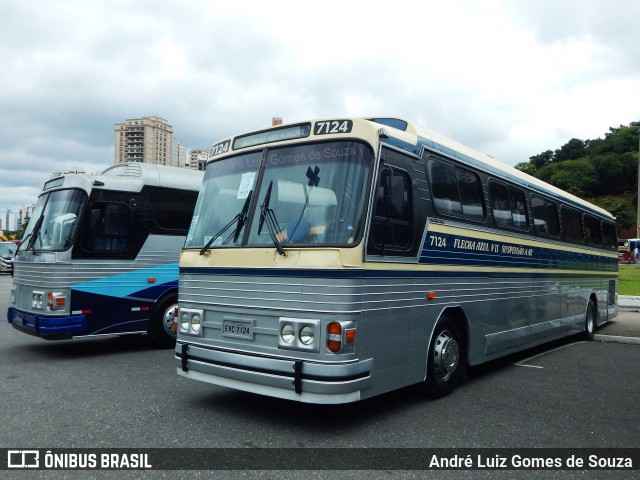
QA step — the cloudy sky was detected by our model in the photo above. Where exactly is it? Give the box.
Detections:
[1,0,639,221]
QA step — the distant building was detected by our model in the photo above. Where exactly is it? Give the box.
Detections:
[173,140,187,168]
[188,149,209,171]
[114,116,174,166]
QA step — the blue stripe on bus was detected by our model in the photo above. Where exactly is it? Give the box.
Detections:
[71,263,179,298]
[179,266,616,279]
[419,232,617,272]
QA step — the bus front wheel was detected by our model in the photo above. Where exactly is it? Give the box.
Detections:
[422,316,466,399]
[149,294,178,348]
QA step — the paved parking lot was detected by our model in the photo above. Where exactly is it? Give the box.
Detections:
[1,274,638,478]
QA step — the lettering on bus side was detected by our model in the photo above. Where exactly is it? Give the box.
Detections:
[314,120,353,135]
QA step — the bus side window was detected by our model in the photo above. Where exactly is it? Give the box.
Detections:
[82,204,129,252]
[584,214,603,246]
[489,181,528,230]
[531,196,560,236]
[427,158,484,221]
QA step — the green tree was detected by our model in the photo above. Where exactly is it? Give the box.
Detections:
[542,158,599,197]
[596,196,636,230]
[554,138,586,162]
[529,150,553,169]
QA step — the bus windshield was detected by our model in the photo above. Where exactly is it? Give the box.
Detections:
[185,141,373,249]
[26,189,86,252]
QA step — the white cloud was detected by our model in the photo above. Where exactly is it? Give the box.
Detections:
[0,0,638,218]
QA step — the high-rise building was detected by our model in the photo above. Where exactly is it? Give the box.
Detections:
[188,149,209,171]
[173,140,187,168]
[114,116,174,165]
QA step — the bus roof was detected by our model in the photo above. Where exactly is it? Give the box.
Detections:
[99,163,203,191]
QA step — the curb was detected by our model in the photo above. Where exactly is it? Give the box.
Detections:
[593,334,640,346]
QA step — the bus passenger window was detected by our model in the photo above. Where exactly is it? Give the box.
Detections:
[584,215,603,246]
[82,204,130,252]
[427,159,484,221]
[562,207,583,243]
[602,221,617,249]
[531,196,560,236]
[489,181,527,230]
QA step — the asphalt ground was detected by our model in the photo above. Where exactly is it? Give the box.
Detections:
[595,297,640,344]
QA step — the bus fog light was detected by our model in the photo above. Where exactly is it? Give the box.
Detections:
[281,323,295,343]
[299,325,314,345]
[190,314,201,333]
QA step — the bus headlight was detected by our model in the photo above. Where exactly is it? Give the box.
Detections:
[278,318,320,352]
[299,325,314,345]
[180,313,190,332]
[179,309,203,337]
[280,323,295,343]
[32,291,45,310]
[190,314,201,333]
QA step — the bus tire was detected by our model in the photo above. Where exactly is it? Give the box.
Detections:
[422,316,466,399]
[149,294,178,348]
[582,300,596,341]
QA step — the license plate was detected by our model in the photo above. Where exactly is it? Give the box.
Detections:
[222,320,254,340]
[13,316,23,327]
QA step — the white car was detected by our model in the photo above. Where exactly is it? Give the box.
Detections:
[0,241,17,274]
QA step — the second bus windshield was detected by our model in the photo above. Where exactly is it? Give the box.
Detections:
[185,141,373,249]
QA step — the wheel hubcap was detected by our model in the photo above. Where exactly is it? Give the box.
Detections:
[434,330,459,382]
[162,304,178,337]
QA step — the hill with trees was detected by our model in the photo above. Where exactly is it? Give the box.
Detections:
[514,124,639,236]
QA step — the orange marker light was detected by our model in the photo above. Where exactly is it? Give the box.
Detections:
[345,328,356,345]
[148,277,156,283]
[427,291,438,300]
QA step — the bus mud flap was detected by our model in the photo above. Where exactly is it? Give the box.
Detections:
[293,360,303,394]
[181,344,189,372]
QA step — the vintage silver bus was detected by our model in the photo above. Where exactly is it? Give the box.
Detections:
[8,163,202,347]
[175,117,618,403]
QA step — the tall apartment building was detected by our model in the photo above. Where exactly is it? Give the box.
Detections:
[114,116,174,165]
[188,149,209,171]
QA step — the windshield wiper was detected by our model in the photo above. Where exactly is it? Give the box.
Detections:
[199,190,253,256]
[25,213,45,254]
[258,181,286,256]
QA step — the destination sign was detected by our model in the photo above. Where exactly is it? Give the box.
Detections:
[233,124,311,150]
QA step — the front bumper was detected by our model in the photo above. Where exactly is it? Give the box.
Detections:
[7,307,86,339]
[175,342,373,404]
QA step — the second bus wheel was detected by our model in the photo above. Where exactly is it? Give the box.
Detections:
[422,316,467,399]
[148,294,178,348]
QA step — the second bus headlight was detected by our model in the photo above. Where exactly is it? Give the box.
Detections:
[299,325,314,345]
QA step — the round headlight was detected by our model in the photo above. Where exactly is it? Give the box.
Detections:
[299,325,314,345]
[190,314,201,333]
[281,323,295,343]
[180,313,190,331]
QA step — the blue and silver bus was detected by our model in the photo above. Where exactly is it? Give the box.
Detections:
[175,117,618,403]
[8,163,202,347]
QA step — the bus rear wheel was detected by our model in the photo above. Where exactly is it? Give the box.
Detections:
[149,294,178,348]
[422,316,466,399]
[582,300,596,341]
